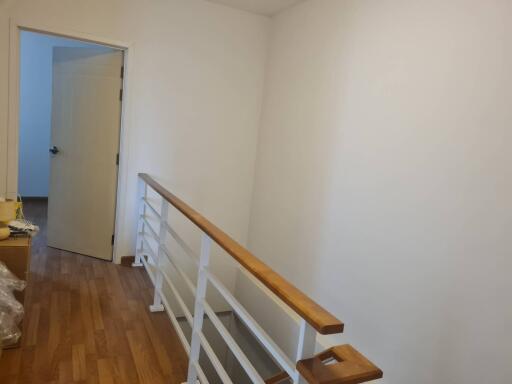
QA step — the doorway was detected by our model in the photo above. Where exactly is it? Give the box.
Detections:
[17,31,125,261]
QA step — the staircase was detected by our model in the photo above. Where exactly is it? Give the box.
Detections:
[133,173,383,384]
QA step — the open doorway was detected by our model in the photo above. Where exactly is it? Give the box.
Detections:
[18,31,125,261]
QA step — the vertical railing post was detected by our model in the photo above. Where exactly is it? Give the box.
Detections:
[186,233,212,384]
[149,197,169,312]
[133,177,146,267]
[293,319,317,384]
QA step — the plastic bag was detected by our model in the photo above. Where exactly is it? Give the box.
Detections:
[0,309,21,347]
[0,261,26,292]
[0,261,25,347]
[0,283,24,324]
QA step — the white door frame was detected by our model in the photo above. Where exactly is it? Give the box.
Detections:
[7,18,133,263]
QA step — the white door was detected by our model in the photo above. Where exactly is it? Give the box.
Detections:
[47,47,123,261]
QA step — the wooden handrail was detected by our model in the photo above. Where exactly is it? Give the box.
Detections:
[296,344,383,384]
[139,173,344,335]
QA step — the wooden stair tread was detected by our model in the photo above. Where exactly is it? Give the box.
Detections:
[265,370,291,383]
[296,345,382,384]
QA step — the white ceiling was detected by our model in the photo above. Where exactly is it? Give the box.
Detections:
[206,0,306,16]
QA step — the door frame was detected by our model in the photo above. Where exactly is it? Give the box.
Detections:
[7,18,133,263]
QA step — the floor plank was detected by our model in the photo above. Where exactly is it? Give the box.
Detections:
[0,200,188,383]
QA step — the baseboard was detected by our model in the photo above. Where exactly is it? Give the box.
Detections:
[20,196,48,201]
[120,255,135,266]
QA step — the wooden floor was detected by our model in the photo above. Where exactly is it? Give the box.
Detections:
[0,200,188,384]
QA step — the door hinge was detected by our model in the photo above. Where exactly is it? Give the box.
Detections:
[116,153,120,165]
[119,89,123,101]
[120,66,124,79]
[111,234,115,245]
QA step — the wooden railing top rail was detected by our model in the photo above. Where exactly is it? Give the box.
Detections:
[139,173,344,335]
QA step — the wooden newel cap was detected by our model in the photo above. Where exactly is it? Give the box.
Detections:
[296,345,383,384]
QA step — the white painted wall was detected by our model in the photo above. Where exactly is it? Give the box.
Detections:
[244,1,512,383]
[0,0,269,290]
[18,31,109,197]
[2,0,510,382]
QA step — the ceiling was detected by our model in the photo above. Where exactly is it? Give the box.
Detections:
[206,0,306,16]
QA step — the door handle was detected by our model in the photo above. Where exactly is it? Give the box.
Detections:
[49,146,59,155]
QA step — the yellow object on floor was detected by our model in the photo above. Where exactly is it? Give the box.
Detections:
[0,225,9,240]
[0,200,17,222]
[0,200,17,240]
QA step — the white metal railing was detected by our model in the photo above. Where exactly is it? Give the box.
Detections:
[134,177,313,383]
[133,174,348,384]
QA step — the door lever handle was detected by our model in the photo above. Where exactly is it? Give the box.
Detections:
[49,146,59,155]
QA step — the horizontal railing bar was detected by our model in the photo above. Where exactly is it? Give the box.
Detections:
[160,291,211,384]
[160,267,194,327]
[193,361,210,384]
[159,289,191,354]
[139,244,211,384]
[139,215,159,239]
[161,246,232,382]
[160,244,294,380]
[160,299,210,384]
[139,173,343,335]
[142,235,197,327]
[138,252,156,284]
[164,221,200,265]
[155,244,232,383]
[138,230,159,244]
[206,271,295,378]
[161,246,197,296]
[138,232,159,249]
[142,197,161,218]
[140,261,209,384]
[141,237,158,264]
[154,239,234,383]
[141,227,197,302]
[139,193,272,384]
[197,330,234,384]
[203,304,265,384]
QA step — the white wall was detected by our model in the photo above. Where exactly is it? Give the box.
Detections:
[245,1,512,383]
[3,0,510,382]
[18,31,109,197]
[0,0,269,288]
